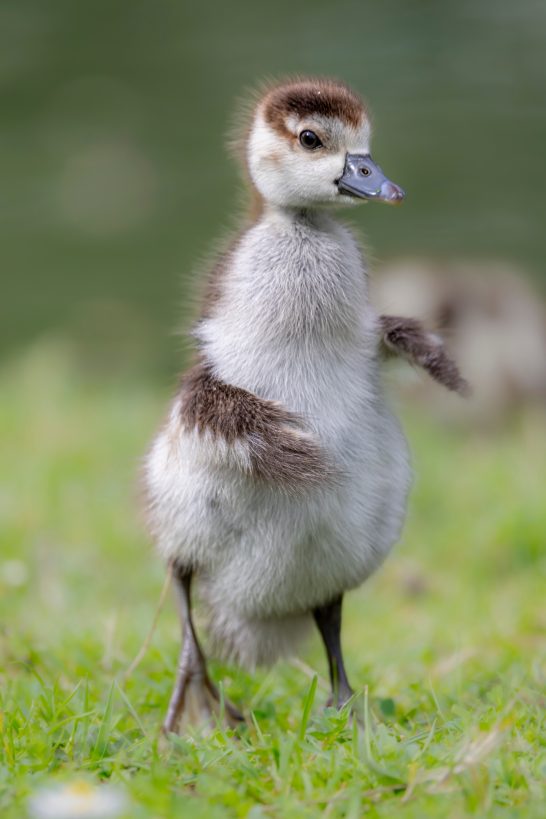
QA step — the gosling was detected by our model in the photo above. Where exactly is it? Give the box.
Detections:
[144,77,467,733]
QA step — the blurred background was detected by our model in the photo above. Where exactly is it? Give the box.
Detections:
[2,3,546,813]
[2,0,546,384]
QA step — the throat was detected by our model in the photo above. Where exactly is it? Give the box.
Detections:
[264,203,335,232]
[254,207,367,327]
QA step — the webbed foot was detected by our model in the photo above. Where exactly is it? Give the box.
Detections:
[163,671,244,735]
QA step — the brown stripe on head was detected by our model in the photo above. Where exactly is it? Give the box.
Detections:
[228,76,368,158]
[261,78,366,137]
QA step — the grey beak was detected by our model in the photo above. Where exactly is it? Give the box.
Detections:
[337,153,405,205]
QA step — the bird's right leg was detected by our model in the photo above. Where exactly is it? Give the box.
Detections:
[162,566,244,735]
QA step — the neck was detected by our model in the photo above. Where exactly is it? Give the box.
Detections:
[258,201,336,230]
[198,197,370,348]
[196,196,377,399]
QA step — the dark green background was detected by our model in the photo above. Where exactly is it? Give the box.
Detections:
[3,0,545,374]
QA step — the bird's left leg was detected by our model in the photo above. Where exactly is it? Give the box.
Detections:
[313,594,355,708]
[162,567,244,735]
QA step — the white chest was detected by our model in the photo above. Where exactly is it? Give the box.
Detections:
[148,208,411,617]
[196,211,381,441]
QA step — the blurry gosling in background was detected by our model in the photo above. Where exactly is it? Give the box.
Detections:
[144,77,467,734]
[372,259,546,424]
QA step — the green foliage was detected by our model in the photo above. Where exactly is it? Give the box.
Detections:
[1,346,545,817]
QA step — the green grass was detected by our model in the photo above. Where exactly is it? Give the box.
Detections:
[1,342,545,818]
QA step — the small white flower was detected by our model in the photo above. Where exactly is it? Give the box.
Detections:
[28,780,127,819]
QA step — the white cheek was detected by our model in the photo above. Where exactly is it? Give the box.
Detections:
[248,117,348,206]
[282,153,346,204]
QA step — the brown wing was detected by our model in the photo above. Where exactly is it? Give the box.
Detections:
[380,315,470,396]
[179,357,336,493]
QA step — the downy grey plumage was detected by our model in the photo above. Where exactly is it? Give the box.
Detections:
[143,78,466,733]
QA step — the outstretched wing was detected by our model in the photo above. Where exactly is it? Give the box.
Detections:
[380,315,469,396]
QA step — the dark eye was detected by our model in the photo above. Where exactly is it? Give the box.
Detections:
[360,167,371,176]
[299,130,322,150]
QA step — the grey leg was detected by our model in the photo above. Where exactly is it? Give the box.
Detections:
[163,568,244,734]
[313,595,355,708]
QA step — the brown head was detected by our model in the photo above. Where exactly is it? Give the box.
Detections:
[240,77,405,209]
